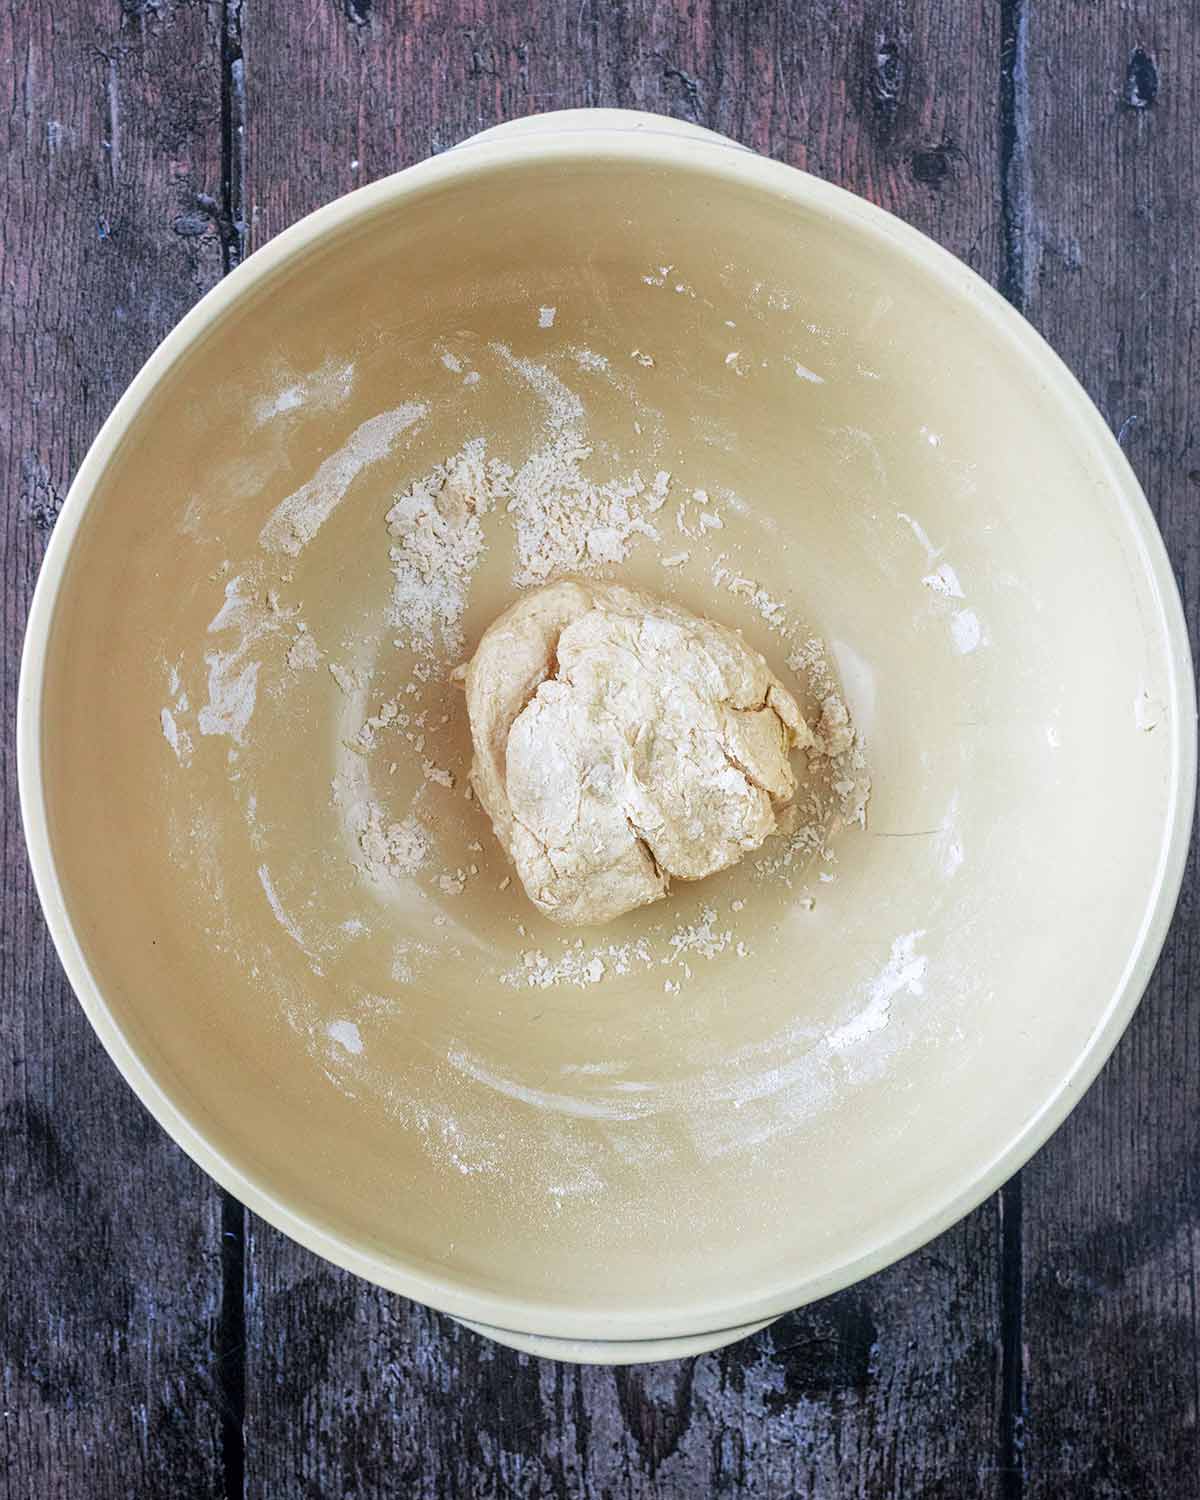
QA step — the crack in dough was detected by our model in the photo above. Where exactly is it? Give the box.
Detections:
[459,580,812,926]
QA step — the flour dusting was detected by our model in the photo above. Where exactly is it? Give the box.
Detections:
[160,707,193,766]
[826,932,927,1052]
[259,402,428,556]
[254,358,355,427]
[386,438,509,654]
[195,576,285,746]
[494,345,673,586]
[257,862,323,974]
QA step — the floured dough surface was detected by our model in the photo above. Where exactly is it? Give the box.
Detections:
[459,580,812,925]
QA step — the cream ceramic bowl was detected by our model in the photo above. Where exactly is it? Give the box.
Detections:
[20,110,1195,1364]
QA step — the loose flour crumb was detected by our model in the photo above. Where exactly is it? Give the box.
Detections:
[504,439,668,588]
[287,630,321,672]
[328,661,363,695]
[422,760,455,789]
[387,438,512,654]
[500,938,653,989]
[350,699,404,754]
[357,806,429,881]
[666,907,733,965]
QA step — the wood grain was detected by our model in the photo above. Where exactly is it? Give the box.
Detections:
[1012,4,1200,1495]
[240,4,1008,1496]
[245,0,1002,279]
[245,1204,1000,1499]
[0,3,228,1496]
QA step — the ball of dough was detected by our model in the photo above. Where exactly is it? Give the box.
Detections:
[459,580,811,926]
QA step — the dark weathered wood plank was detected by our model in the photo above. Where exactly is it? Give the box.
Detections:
[1013,5,1200,1496]
[241,4,1007,1495]
[245,0,1001,279]
[0,4,230,1496]
[247,1203,999,1499]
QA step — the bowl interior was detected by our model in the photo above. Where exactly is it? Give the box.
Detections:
[34,141,1187,1336]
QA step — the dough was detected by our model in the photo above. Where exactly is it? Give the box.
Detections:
[458,580,811,926]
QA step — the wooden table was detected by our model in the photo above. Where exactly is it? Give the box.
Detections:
[3,4,1197,1495]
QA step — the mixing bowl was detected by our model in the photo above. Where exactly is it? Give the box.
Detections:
[19,110,1195,1363]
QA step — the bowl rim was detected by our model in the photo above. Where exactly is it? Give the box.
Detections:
[18,111,1198,1344]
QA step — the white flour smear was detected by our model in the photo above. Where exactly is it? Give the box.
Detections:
[825,932,928,1052]
[257,863,325,976]
[448,1047,648,1121]
[160,708,193,765]
[259,401,428,556]
[196,576,285,746]
[445,976,903,1159]
[160,661,193,765]
[254,358,356,427]
[326,1018,364,1055]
